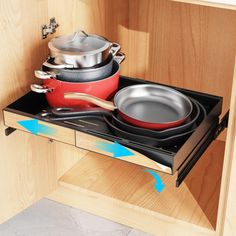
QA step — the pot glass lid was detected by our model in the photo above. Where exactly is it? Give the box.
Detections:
[51,32,109,53]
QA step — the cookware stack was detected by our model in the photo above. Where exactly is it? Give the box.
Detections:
[38,85,206,148]
[31,30,125,107]
[31,29,207,148]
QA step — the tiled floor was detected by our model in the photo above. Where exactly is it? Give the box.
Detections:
[0,199,151,236]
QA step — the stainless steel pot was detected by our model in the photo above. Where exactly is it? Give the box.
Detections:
[48,30,120,68]
[35,52,125,82]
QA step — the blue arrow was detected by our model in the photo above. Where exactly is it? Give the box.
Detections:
[17,119,56,136]
[144,169,165,193]
[96,141,134,158]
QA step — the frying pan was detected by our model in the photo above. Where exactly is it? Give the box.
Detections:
[64,84,193,130]
[103,99,206,147]
[111,98,201,138]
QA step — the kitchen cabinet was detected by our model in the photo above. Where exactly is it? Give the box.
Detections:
[0,0,236,236]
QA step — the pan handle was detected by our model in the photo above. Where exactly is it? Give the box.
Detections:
[51,107,111,117]
[64,93,116,111]
[110,42,121,56]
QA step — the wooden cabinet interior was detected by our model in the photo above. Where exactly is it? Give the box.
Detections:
[48,140,225,234]
[0,0,236,235]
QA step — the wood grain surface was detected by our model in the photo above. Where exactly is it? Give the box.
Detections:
[53,141,89,179]
[185,140,225,229]
[0,1,236,235]
[56,140,225,231]
[48,185,215,236]
[0,0,56,223]
[217,59,236,236]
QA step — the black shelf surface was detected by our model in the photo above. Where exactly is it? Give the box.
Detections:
[4,76,223,180]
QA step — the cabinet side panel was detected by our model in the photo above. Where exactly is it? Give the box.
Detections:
[0,0,55,223]
[217,59,236,236]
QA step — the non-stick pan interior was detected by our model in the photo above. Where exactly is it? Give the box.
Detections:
[114,84,193,124]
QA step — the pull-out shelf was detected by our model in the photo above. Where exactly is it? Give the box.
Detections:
[3,76,225,186]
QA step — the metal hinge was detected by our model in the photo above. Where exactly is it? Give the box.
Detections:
[42,17,59,39]
[214,110,229,139]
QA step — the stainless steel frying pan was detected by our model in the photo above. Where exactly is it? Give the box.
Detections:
[64,84,193,130]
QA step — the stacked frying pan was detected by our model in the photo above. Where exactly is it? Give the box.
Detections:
[103,98,206,147]
[31,30,125,107]
[39,84,207,148]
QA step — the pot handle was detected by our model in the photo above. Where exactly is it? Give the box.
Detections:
[35,70,57,80]
[42,60,74,69]
[31,84,53,93]
[114,52,125,64]
[110,42,121,56]
[68,29,88,43]
[64,92,116,111]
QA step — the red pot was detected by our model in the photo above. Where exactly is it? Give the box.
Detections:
[31,61,120,107]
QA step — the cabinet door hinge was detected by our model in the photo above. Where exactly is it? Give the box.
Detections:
[42,17,59,39]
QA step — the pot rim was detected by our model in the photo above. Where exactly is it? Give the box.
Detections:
[45,60,120,85]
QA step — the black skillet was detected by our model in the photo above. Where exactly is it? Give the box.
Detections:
[104,116,195,147]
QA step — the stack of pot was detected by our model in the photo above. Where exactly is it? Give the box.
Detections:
[31,30,125,107]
